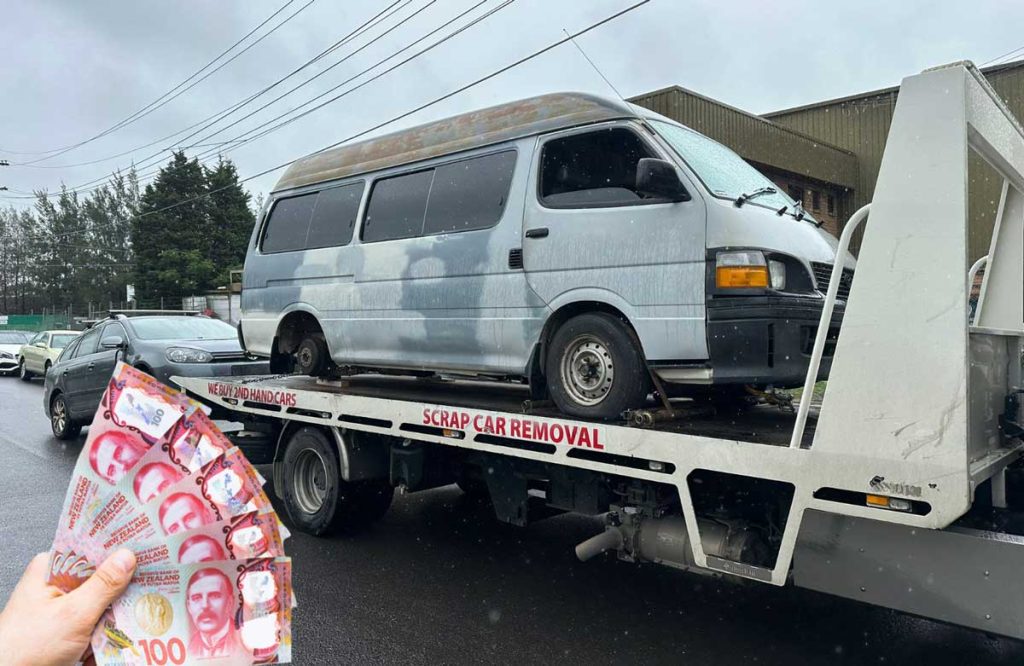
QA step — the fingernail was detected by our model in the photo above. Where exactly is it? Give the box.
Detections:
[110,549,136,575]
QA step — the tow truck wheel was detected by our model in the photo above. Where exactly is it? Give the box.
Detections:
[294,334,329,377]
[280,426,391,535]
[546,312,649,420]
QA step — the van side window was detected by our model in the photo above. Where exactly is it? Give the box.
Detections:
[262,193,317,253]
[362,170,434,243]
[261,183,365,253]
[306,183,363,249]
[423,151,516,235]
[540,127,657,208]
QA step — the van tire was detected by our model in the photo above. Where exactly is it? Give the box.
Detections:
[280,426,391,535]
[546,312,649,420]
[295,334,329,377]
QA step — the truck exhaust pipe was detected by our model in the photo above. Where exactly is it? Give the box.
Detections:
[575,527,623,562]
[575,508,767,573]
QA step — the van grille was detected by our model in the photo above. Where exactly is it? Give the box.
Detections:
[810,262,854,300]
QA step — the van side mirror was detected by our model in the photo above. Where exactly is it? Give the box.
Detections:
[636,158,690,202]
[100,335,125,350]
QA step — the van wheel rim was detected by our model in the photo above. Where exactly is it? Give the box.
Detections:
[560,335,614,406]
[293,448,328,513]
[52,398,66,434]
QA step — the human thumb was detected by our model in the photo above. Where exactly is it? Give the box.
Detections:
[65,549,136,621]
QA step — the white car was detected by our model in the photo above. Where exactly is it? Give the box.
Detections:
[0,331,32,375]
[18,330,80,380]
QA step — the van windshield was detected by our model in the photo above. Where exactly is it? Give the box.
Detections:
[650,120,815,221]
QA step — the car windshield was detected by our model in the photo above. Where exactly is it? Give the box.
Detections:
[128,317,237,341]
[50,334,78,349]
[0,332,30,344]
[650,119,816,221]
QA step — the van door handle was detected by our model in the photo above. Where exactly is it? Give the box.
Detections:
[525,227,549,239]
[87,362,95,371]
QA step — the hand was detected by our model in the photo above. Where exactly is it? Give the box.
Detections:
[0,549,137,666]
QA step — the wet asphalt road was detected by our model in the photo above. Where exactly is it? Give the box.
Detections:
[2,377,1024,665]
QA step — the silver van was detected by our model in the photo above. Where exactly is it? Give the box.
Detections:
[240,93,853,419]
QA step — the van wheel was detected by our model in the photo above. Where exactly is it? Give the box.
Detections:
[294,334,329,376]
[546,312,649,420]
[280,426,392,535]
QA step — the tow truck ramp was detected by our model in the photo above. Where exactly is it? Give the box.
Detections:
[177,61,1024,639]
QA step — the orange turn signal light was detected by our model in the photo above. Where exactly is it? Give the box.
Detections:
[716,266,769,288]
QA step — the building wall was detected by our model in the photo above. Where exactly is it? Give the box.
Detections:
[766,63,1024,260]
[630,87,858,189]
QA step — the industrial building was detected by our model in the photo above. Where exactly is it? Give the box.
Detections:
[630,59,1024,257]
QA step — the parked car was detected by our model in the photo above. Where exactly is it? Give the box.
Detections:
[44,314,269,439]
[239,92,855,419]
[17,330,79,380]
[0,330,32,376]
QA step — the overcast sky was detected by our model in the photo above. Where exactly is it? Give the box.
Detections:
[2,0,1023,207]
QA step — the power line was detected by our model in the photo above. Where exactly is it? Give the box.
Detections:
[8,0,315,165]
[12,0,410,172]
[104,0,492,190]
[982,45,1024,68]
[19,0,651,242]
[9,0,495,201]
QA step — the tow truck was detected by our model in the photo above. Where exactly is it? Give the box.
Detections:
[175,62,1024,640]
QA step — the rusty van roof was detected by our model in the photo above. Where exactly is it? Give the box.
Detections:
[274,92,638,193]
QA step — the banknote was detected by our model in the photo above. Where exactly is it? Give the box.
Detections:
[91,446,274,561]
[48,363,202,592]
[135,509,289,568]
[91,558,293,665]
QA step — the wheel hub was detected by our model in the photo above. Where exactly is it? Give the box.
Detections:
[52,399,66,433]
[293,448,328,514]
[561,336,614,406]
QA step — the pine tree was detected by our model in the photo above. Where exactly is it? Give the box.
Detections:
[205,156,255,286]
[132,152,214,304]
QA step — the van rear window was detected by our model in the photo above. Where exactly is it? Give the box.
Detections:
[363,150,516,243]
[261,182,365,253]
[261,193,317,253]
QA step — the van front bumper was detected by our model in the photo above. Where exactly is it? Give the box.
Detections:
[705,295,843,388]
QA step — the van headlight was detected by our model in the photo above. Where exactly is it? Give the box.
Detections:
[715,251,788,290]
[768,259,786,290]
[716,251,769,288]
[166,347,213,363]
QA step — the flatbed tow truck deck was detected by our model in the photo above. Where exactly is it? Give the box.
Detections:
[199,373,816,448]
[177,62,1024,641]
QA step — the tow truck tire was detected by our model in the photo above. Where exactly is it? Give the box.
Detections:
[546,312,649,420]
[280,426,391,535]
[295,334,329,377]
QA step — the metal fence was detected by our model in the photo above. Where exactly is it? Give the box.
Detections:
[0,314,72,332]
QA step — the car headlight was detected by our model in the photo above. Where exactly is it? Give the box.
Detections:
[0,351,13,360]
[716,250,769,288]
[165,347,213,363]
